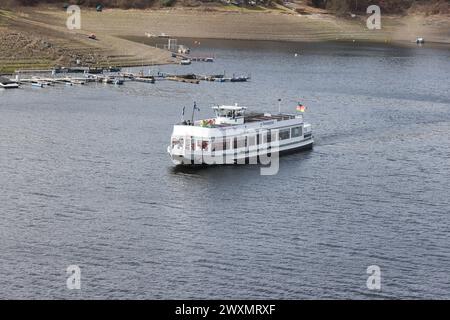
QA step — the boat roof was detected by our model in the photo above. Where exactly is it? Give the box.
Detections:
[212,105,247,111]
[189,112,300,128]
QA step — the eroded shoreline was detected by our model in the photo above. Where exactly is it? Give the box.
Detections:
[1,6,449,74]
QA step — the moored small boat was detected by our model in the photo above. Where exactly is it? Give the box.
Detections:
[230,76,249,82]
[31,81,45,88]
[134,76,155,83]
[180,58,191,65]
[107,66,121,72]
[0,76,19,89]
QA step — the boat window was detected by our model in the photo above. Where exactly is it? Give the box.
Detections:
[213,138,223,151]
[185,138,193,151]
[172,137,184,148]
[291,126,302,138]
[279,128,291,140]
[237,137,246,149]
[195,139,208,151]
[271,131,278,142]
[248,135,256,146]
[263,130,272,144]
[225,138,232,150]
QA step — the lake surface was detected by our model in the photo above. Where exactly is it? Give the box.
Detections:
[0,40,449,299]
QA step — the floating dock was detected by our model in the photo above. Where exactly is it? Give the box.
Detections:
[3,68,249,90]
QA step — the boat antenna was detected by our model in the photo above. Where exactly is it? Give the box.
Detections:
[191,101,199,124]
[278,98,282,114]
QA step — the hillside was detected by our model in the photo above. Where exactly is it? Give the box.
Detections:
[0,1,449,74]
[1,0,449,15]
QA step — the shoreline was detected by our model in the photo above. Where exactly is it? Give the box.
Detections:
[1,6,449,74]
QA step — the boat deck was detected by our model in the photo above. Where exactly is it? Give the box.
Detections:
[212,113,298,128]
[178,113,300,128]
[244,113,296,123]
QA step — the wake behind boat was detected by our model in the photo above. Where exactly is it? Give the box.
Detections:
[167,103,313,165]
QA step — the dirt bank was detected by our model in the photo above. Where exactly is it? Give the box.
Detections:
[1,5,449,73]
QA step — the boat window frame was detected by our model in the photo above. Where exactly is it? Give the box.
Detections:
[291,126,303,138]
[212,137,224,152]
[224,137,232,150]
[247,134,256,147]
[279,128,291,141]
[171,136,185,149]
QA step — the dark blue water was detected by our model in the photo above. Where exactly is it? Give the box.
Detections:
[0,40,449,299]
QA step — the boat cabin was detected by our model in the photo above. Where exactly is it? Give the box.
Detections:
[213,104,247,125]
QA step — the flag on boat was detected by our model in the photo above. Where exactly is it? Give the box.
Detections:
[296,103,306,112]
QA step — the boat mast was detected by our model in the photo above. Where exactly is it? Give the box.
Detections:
[191,101,199,124]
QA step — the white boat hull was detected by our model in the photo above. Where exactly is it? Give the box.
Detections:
[168,137,313,166]
[0,83,19,89]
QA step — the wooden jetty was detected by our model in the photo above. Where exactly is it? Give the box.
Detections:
[15,66,121,75]
[4,68,249,89]
[134,76,155,84]
[14,69,53,74]
[165,76,199,84]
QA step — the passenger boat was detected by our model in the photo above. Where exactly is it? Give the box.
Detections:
[167,103,313,165]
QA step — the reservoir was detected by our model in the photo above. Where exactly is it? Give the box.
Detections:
[0,40,449,299]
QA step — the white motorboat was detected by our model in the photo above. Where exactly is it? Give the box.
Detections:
[180,59,191,65]
[0,76,19,89]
